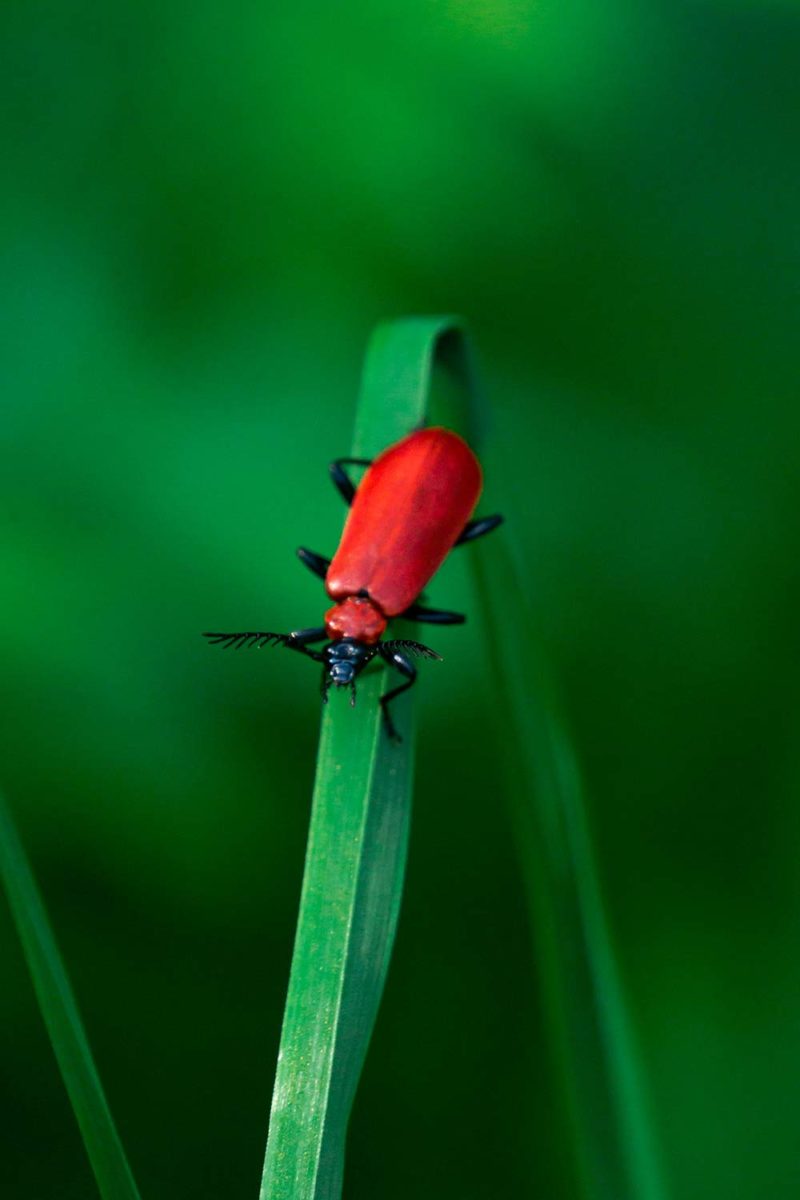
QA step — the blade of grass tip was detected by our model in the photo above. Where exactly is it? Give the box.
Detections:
[0,788,142,1200]
[259,317,471,1200]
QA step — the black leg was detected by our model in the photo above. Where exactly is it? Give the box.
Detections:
[377,647,417,742]
[401,602,466,625]
[454,513,504,546]
[329,457,372,506]
[286,627,327,661]
[297,547,331,581]
[287,627,327,643]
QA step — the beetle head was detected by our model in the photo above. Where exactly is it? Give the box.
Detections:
[321,638,376,707]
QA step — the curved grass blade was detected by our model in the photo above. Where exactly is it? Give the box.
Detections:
[0,788,142,1200]
[260,316,666,1200]
[470,535,668,1200]
[443,333,666,1198]
[260,317,471,1200]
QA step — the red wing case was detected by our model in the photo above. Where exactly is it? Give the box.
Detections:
[325,427,482,616]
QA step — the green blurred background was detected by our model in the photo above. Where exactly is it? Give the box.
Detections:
[2,1,799,1197]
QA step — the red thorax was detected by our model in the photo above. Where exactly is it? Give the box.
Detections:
[324,596,387,644]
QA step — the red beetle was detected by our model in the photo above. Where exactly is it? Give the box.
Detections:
[204,426,502,739]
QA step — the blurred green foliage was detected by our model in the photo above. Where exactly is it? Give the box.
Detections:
[2,2,799,1197]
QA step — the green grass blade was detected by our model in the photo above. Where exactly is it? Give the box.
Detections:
[0,789,142,1200]
[423,322,665,1197]
[260,317,470,1200]
[471,535,667,1200]
[260,315,665,1200]
[413,320,666,1198]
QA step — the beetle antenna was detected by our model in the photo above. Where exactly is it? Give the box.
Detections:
[380,639,442,661]
[321,672,331,703]
[203,631,290,650]
[350,681,357,708]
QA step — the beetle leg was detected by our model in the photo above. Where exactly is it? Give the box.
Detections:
[400,602,466,625]
[454,513,504,545]
[329,457,372,506]
[377,646,417,742]
[287,626,327,643]
[285,627,327,661]
[296,547,331,581]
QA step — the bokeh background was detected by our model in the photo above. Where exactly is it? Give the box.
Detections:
[2,1,800,1197]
